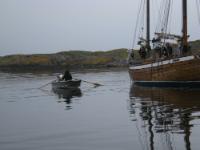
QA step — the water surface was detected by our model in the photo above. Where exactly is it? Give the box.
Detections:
[0,70,200,150]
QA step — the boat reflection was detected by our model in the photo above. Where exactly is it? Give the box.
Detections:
[52,88,82,110]
[129,84,200,150]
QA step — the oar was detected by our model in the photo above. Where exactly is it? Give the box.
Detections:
[39,79,56,89]
[74,78,103,86]
[82,80,103,86]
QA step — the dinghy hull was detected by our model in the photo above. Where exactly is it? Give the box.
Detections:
[52,80,81,89]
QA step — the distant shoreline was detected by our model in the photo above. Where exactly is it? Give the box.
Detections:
[0,49,128,72]
[1,39,200,72]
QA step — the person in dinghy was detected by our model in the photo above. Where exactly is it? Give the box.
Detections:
[58,70,72,81]
[56,70,101,87]
[53,70,82,89]
[63,70,72,81]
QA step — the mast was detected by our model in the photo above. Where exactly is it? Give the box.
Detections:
[182,0,188,52]
[146,0,150,50]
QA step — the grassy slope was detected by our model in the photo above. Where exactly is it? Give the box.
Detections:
[0,48,128,70]
[189,40,200,54]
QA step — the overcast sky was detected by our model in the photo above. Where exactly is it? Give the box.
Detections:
[0,0,199,56]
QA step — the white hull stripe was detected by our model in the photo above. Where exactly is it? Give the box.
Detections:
[129,56,195,70]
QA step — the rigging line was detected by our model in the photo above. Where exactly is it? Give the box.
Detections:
[137,0,145,41]
[163,0,170,33]
[167,0,174,34]
[153,0,161,33]
[152,0,159,35]
[159,0,172,44]
[163,0,171,33]
[160,0,167,31]
[164,0,171,34]
[132,0,145,49]
[155,0,161,32]
[161,0,167,31]
[131,0,141,49]
[138,0,146,39]
[156,0,168,43]
[157,0,167,32]
[151,0,155,33]
[164,0,171,33]
[135,0,145,48]
[155,0,164,32]
[157,0,169,33]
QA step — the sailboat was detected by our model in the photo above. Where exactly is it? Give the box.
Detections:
[128,0,200,87]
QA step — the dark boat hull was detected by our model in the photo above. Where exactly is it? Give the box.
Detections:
[132,81,200,88]
[52,87,82,99]
[129,55,200,87]
[52,80,81,89]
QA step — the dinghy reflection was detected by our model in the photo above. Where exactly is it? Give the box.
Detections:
[129,84,200,150]
[52,88,82,110]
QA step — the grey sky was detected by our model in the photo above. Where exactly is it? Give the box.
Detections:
[0,0,199,56]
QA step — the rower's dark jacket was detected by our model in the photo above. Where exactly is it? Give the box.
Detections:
[63,70,72,81]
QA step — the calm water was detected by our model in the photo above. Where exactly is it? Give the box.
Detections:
[0,69,200,150]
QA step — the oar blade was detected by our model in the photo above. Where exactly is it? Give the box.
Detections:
[94,83,103,86]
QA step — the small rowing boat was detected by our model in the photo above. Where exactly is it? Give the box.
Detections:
[52,79,81,89]
[52,87,82,99]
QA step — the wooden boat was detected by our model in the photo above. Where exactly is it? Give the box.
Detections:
[128,0,200,87]
[52,87,82,100]
[52,79,81,89]
[129,55,200,87]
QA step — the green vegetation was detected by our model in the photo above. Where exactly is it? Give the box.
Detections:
[189,40,200,54]
[0,40,200,71]
[0,48,128,71]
